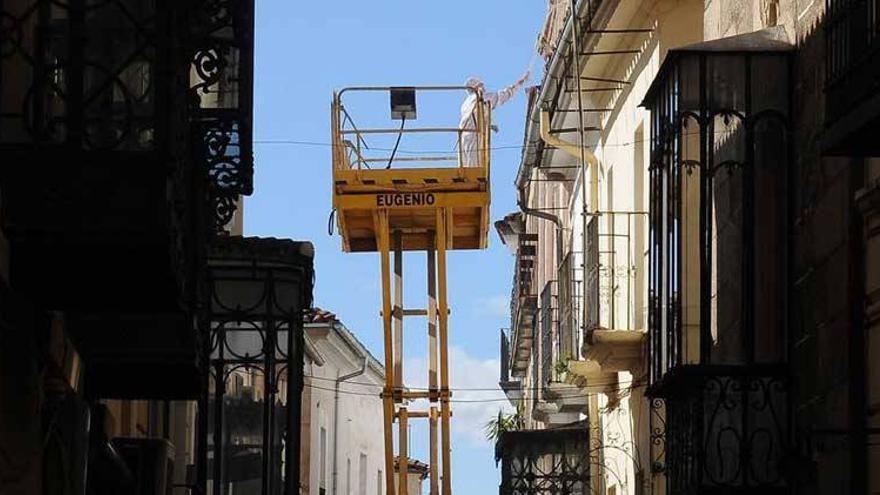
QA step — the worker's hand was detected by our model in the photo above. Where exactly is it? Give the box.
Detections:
[519,70,531,85]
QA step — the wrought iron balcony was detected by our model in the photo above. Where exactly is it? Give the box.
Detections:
[539,280,559,392]
[203,236,315,495]
[581,211,648,373]
[0,0,254,229]
[642,31,792,384]
[508,233,539,378]
[557,250,582,361]
[499,329,522,402]
[649,365,790,494]
[825,0,880,152]
[496,422,591,495]
[0,0,256,395]
[642,34,794,494]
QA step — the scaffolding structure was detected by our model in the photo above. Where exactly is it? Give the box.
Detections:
[330,86,492,495]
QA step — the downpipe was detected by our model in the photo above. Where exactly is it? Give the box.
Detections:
[332,356,368,495]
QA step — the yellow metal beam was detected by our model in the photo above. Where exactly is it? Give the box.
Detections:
[399,408,409,495]
[376,210,396,495]
[436,209,452,495]
[393,230,403,391]
[429,407,439,495]
[334,191,488,211]
[334,166,487,186]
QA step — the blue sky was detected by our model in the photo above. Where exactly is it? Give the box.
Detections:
[246,1,543,492]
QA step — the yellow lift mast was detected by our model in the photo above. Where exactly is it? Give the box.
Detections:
[330,86,492,495]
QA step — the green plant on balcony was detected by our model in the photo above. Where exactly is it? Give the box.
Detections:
[484,405,524,443]
[553,354,570,382]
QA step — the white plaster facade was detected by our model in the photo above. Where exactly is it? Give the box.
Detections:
[302,315,387,495]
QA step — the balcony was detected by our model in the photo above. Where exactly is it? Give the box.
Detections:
[824,0,880,153]
[508,233,539,378]
[0,0,255,397]
[650,366,790,494]
[205,236,315,494]
[499,329,522,403]
[581,211,648,374]
[534,279,585,424]
[496,422,591,495]
[642,32,793,493]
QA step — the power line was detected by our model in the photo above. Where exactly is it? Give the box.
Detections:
[302,374,646,392]
[301,382,647,403]
[299,375,648,404]
[255,127,782,155]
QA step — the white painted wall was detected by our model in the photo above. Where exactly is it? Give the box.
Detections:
[304,321,387,495]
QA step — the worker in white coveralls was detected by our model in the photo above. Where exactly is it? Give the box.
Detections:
[459,72,530,167]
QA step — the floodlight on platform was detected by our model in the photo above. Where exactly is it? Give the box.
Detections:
[390,87,416,120]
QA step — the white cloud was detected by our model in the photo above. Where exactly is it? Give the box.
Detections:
[404,346,514,448]
[472,294,510,318]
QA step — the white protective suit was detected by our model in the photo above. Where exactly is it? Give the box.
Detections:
[459,73,529,167]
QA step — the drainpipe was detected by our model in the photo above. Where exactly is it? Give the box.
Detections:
[332,354,368,495]
[539,107,599,349]
[538,109,599,213]
[517,190,564,266]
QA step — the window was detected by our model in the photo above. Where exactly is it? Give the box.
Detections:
[377,470,383,495]
[359,453,367,495]
[346,458,352,495]
[319,427,327,493]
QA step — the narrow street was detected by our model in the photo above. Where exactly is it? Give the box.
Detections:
[1,1,879,495]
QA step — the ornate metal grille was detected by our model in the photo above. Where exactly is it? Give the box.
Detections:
[189,0,255,230]
[649,397,666,475]
[497,424,591,495]
[201,237,314,495]
[583,211,647,342]
[584,215,600,335]
[643,39,794,495]
[660,367,790,494]
[644,47,791,381]
[0,0,165,149]
[0,0,257,231]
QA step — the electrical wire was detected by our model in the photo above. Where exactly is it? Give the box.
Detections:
[302,371,644,392]
[254,128,786,155]
[300,381,648,403]
[326,208,336,236]
[299,374,648,404]
[385,116,406,169]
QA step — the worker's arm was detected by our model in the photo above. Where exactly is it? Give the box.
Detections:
[486,71,531,109]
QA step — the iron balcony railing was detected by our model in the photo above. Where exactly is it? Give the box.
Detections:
[557,250,582,361]
[508,233,539,376]
[650,365,790,494]
[826,0,880,122]
[500,329,512,383]
[583,211,648,337]
[539,280,559,397]
[496,422,591,495]
[0,0,256,231]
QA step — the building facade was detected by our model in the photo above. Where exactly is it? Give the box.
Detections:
[498,1,879,494]
[301,309,387,495]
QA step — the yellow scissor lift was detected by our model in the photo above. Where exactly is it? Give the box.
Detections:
[331,86,491,495]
